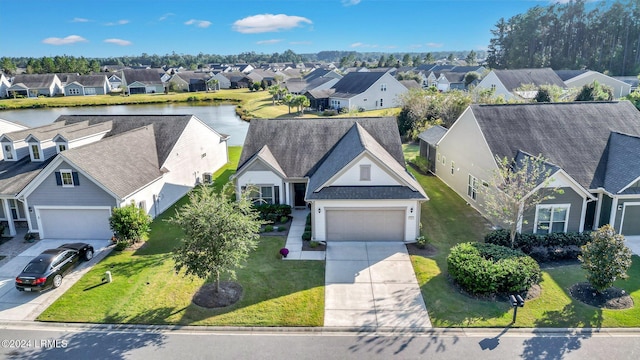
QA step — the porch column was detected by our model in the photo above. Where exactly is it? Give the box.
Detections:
[2,198,16,236]
[609,197,619,229]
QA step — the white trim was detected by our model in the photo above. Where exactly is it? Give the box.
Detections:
[533,203,571,234]
[579,197,588,232]
[524,169,595,202]
[1,199,15,236]
[618,175,640,194]
[619,202,640,235]
[60,169,74,187]
[594,192,603,230]
[609,197,619,227]
[34,205,112,238]
[29,143,42,162]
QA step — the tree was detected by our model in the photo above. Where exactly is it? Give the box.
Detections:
[575,80,613,101]
[464,71,481,87]
[1,57,16,75]
[170,185,263,293]
[109,204,152,245]
[268,85,280,105]
[283,93,294,114]
[465,50,477,65]
[447,53,455,62]
[534,87,552,102]
[294,95,310,115]
[424,53,435,64]
[402,53,412,66]
[579,225,632,293]
[482,154,562,248]
[207,78,219,92]
[378,55,386,68]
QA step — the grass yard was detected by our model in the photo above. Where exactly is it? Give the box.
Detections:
[38,146,325,326]
[406,157,640,327]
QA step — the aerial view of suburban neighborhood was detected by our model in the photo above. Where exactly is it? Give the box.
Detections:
[1,0,640,358]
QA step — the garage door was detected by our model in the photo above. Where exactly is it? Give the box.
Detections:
[621,204,640,236]
[37,208,112,240]
[326,209,405,241]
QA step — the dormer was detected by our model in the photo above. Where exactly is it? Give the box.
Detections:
[52,121,112,151]
[1,141,16,161]
[24,135,46,162]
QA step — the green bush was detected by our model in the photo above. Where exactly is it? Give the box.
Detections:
[416,235,428,249]
[277,226,286,232]
[304,224,312,232]
[580,225,633,292]
[114,241,128,251]
[302,231,311,241]
[109,204,152,245]
[264,225,274,232]
[279,216,289,224]
[485,229,591,255]
[447,242,541,295]
[309,241,320,248]
[413,157,430,174]
[254,204,292,223]
[322,110,338,116]
[306,213,311,226]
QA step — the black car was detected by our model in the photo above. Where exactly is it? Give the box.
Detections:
[15,243,94,292]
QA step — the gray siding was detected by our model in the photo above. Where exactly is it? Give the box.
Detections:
[599,194,613,227]
[521,187,584,233]
[614,197,640,232]
[27,161,118,230]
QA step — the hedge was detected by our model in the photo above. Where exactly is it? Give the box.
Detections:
[447,242,541,295]
[485,229,591,261]
[254,204,292,223]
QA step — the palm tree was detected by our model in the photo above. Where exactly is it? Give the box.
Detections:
[268,85,280,105]
[283,93,294,114]
[296,95,310,115]
[207,78,219,92]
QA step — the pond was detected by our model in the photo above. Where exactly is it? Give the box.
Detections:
[0,103,249,145]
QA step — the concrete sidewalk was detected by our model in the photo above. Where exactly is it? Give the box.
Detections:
[324,242,432,330]
[282,209,325,261]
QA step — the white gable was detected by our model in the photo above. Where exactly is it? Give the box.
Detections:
[327,153,402,187]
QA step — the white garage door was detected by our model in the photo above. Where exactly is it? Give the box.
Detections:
[37,208,112,240]
[326,209,405,241]
[621,204,640,236]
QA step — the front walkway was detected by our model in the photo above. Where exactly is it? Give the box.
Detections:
[626,236,640,256]
[324,242,432,330]
[282,209,325,260]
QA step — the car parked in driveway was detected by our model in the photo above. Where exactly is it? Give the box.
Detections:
[15,243,94,292]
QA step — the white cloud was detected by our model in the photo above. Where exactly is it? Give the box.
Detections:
[104,38,132,46]
[42,35,88,45]
[426,42,444,48]
[185,19,212,28]
[233,14,312,34]
[342,0,361,6]
[159,13,174,21]
[72,17,90,23]
[350,42,378,48]
[257,39,283,45]
[105,19,130,26]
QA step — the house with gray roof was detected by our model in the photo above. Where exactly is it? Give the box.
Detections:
[6,74,62,98]
[555,69,632,99]
[329,71,407,111]
[417,125,447,173]
[0,73,10,99]
[0,115,228,240]
[121,69,165,94]
[63,74,111,96]
[432,101,640,237]
[234,117,427,242]
[476,68,567,100]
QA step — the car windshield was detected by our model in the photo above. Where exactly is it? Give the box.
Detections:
[22,261,48,274]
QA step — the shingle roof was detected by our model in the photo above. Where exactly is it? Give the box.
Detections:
[54,121,113,142]
[470,101,640,190]
[122,69,163,85]
[418,125,447,145]
[601,132,640,193]
[493,68,567,91]
[2,122,68,142]
[306,186,425,200]
[330,72,386,98]
[400,80,421,89]
[304,68,331,82]
[9,74,58,88]
[0,156,53,195]
[554,70,589,81]
[238,117,404,179]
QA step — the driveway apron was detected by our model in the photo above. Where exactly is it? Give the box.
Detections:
[324,242,432,329]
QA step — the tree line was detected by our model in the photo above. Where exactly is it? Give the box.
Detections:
[487,0,640,75]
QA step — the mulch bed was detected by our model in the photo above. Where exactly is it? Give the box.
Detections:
[406,243,438,257]
[192,281,243,308]
[302,241,326,251]
[569,282,634,309]
[447,274,542,303]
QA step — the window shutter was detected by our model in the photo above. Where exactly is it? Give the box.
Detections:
[274,186,280,205]
[72,172,80,186]
[55,172,62,186]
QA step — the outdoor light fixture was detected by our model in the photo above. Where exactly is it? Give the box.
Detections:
[318,208,321,213]
[410,207,414,214]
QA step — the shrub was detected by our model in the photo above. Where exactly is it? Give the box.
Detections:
[304,225,312,232]
[277,226,286,232]
[306,213,312,226]
[580,225,632,292]
[279,216,289,224]
[413,157,430,174]
[254,204,292,223]
[447,242,541,295]
[416,235,428,249]
[322,110,338,116]
[109,204,152,245]
[114,241,128,251]
[264,225,274,232]
[485,229,592,256]
[302,231,311,241]
[309,241,320,248]
[529,246,549,263]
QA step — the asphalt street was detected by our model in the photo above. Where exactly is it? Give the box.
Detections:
[0,324,639,360]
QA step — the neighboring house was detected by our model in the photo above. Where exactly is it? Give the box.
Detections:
[329,72,407,111]
[303,68,342,82]
[432,101,640,236]
[613,76,639,92]
[121,69,165,94]
[107,73,122,90]
[223,72,252,88]
[0,73,10,98]
[476,68,567,100]
[0,118,28,161]
[166,74,190,92]
[304,89,335,111]
[63,75,110,96]
[210,72,231,89]
[6,74,62,98]
[435,72,467,92]
[0,115,229,239]
[234,117,427,242]
[417,125,447,173]
[555,70,632,98]
[399,80,421,90]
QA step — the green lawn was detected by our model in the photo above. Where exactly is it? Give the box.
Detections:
[409,166,640,327]
[38,146,325,326]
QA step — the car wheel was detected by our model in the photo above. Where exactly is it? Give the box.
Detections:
[53,274,63,288]
[84,249,94,261]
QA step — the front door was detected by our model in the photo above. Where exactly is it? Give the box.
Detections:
[293,183,307,207]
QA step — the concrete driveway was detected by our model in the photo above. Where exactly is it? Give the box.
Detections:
[0,239,112,321]
[626,236,640,256]
[324,242,432,330]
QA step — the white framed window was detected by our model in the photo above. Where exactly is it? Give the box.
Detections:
[534,205,570,234]
[441,155,446,165]
[57,144,67,153]
[30,144,41,160]
[380,83,387,91]
[436,153,441,162]
[467,174,478,201]
[85,87,96,95]
[248,185,274,204]
[3,144,13,160]
[360,164,371,181]
[68,88,80,95]
[491,84,497,91]
[138,201,147,212]
[450,161,455,175]
[60,170,74,187]
[380,98,383,107]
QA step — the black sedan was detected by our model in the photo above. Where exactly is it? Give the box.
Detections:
[15,243,94,292]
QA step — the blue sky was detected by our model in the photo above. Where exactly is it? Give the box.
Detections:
[0,0,568,58]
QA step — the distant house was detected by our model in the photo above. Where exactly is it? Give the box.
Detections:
[417,125,447,173]
[0,115,229,239]
[63,75,110,96]
[107,73,122,90]
[435,72,467,92]
[223,72,252,89]
[555,70,632,99]
[210,73,231,89]
[234,117,427,242]
[121,69,165,94]
[432,101,640,236]
[304,89,335,111]
[476,68,567,100]
[6,74,62,98]
[613,76,639,93]
[329,71,407,111]
[0,73,11,98]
